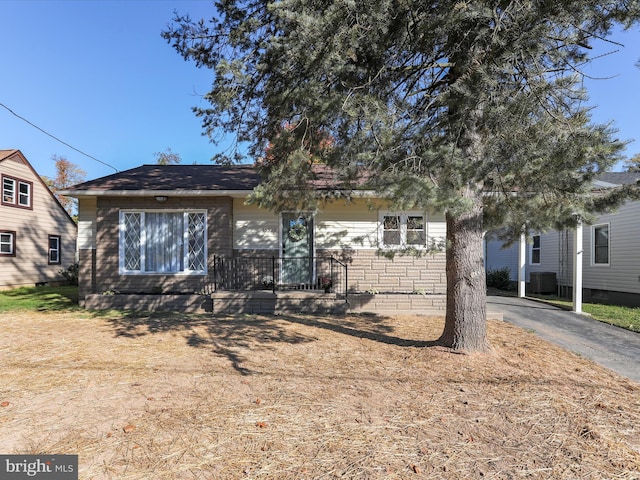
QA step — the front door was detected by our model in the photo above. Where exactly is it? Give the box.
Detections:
[281,213,314,284]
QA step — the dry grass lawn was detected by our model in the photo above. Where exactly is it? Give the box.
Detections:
[0,310,639,479]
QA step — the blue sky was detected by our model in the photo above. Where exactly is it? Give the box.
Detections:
[1,0,216,180]
[2,1,640,182]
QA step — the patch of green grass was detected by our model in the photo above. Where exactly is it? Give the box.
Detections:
[0,286,80,313]
[529,294,640,332]
[581,303,640,332]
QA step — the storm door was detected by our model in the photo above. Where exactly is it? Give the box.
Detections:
[281,213,314,285]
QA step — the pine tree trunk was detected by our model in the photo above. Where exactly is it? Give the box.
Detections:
[439,187,488,352]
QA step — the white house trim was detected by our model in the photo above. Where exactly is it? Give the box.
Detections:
[573,221,583,313]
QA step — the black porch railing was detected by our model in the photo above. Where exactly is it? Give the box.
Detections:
[213,256,348,301]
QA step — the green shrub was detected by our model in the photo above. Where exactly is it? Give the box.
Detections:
[59,263,79,286]
[486,267,512,290]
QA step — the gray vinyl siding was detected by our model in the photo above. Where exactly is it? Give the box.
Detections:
[487,199,640,299]
[527,230,573,286]
[583,201,640,295]
[537,202,640,295]
[484,233,520,281]
[484,230,574,286]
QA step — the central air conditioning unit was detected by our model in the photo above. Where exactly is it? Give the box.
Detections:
[529,272,557,294]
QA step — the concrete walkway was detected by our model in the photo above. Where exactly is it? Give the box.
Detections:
[487,294,640,384]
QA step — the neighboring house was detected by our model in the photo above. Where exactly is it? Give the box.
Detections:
[0,149,77,289]
[485,172,640,307]
[61,164,448,309]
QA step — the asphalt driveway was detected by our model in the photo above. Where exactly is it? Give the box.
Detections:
[487,294,640,384]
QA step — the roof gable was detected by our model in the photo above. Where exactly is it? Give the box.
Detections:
[0,149,25,165]
[0,149,77,226]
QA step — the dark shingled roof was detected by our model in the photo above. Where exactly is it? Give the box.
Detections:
[67,163,638,196]
[63,163,364,195]
[596,171,640,186]
[66,164,262,192]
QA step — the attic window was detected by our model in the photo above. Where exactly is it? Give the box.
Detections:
[2,177,14,203]
[1,175,32,209]
[18,181,31,207]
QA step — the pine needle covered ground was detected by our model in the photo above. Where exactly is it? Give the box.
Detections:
[1,311,638,479]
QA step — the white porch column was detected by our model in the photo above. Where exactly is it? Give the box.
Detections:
[573,221,583,313]
[518,232,526,298]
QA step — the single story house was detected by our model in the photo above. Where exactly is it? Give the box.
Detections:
[485,172,640,307]
[61,164,447,313]
[0,149,77,289]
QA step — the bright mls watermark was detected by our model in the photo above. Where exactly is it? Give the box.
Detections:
[0,455,77,479]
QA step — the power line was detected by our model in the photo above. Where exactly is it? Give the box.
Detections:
[0,101,119,172]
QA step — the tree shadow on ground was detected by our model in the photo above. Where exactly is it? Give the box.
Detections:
[99,310,440,375]
[275,314,439,348]
[101,311,313,375]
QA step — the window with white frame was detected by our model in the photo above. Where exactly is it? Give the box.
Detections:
[2,177,15,203]
[1,175,32,208]
[530,234,541,265]
[18,181,31,207]
[2,175,33,208]
[592,224,609,265]
[120,211,207,274]
[48,235,61,264]
[380,212,426,247]
[0,230,16,256]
